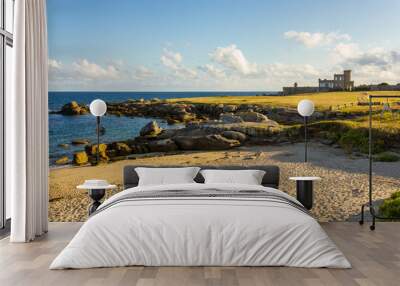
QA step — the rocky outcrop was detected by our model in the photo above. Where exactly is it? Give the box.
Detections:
[219,113,243,123]
[54,99,335,125]
[71,139,90,145]
[58,143,70,149]
[174,134,240,150]
[85,143,109,161]
[236,111,269,122]
[108,142,132,156]
[73,151,88,165]
[221,130,247,142]
[140,121,162,137]
[55,156,69,165]
[148,139,178,153]
[59,101,89,115]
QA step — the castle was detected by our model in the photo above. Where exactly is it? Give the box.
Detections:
[318,70,354,91]
[282,70,354,95]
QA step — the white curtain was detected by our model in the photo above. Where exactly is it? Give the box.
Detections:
[7,0,49,242]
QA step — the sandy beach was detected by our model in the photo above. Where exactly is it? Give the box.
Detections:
[49,142,400,222]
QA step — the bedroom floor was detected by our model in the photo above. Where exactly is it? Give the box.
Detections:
[0,223,399,286]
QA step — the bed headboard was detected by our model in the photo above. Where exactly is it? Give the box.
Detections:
[123,165,280,189]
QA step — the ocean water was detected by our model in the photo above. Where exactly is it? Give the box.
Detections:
[49,91,270,165]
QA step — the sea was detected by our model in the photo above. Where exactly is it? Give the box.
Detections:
[49,91,275,165]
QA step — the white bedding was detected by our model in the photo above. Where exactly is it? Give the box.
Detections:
[50,183,351,269]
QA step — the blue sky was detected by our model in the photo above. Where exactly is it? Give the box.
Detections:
[47,0,400,91]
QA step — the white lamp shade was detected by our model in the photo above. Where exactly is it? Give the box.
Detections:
[90,99,107,116]
[297,99,315,117]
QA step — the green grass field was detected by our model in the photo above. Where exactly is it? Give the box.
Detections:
[168,91,400,111]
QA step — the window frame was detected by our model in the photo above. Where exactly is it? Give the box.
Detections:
[0,0,13,232]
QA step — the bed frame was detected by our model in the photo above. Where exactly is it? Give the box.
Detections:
[123,165,280,189]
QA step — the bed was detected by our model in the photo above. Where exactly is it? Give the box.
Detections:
[50,165,350,269]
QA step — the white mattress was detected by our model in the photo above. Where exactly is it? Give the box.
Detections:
[50,183,351,269]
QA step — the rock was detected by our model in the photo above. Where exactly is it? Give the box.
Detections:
[219,113,244,123]
[223,105,238,113]
[140,121,162,137]
[221,131,247,142]
[108,142,132,156]
[130,143,150,154]
[167,118,180,125]
[60,101,88,115]
[71,139,90,145]
[148,139,178,153]
[236,111,269,122]
[58,143,69,149]
[156,129,178,140]
[73,152,88,165]
[85,143,109,160]
[175,112,196,122]
[55,156,69,165]
[173,134,241,150]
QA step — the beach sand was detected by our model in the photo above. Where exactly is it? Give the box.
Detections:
[49,142,400,222]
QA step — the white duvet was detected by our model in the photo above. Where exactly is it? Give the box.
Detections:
[50,183,351,269]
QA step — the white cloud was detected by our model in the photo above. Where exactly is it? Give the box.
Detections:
[134,66,154,80]
[332,42,362,60]
[261,63,321,87]
[160,49,197,79]
[72,59,120,80]
[210,44,258,75]
[332,42,400,84]
[48,59,62,70]
[198,64,226,79]
[160,49,182,70]
[284,31,351,48]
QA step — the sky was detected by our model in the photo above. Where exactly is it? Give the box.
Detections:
[47,0,400,91]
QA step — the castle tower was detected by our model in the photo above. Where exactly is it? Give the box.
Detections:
[343,70,352,90]
[343,70,351,84]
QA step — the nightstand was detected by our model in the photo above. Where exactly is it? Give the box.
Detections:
[289,177,321,210]
[77,180,117,215]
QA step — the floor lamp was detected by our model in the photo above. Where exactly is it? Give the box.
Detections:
[297,99,315,162]
[359,94,400,230]
[89,99,107,165]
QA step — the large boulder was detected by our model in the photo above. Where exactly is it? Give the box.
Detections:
[173,134,240,150]
[60,101,88,115]
[140,121,162,137]
[148,139,178,153]
[73,152,88,165]
[219,113,244,123]
[85,143,109,160]
[221,130,247,143]
[236,111,269,122]
[223,105,238,113]
[108,142,132,156]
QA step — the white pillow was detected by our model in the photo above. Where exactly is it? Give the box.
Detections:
[200,169,266,185]
[135,167,200,186]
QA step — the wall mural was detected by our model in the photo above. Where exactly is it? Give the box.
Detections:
[47,1,400,222]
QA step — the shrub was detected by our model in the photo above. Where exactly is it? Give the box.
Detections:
[338,129,369,153]
[379,192,400,218]
[338,129,385,154]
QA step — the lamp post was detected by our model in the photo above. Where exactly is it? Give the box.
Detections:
[89,99,107,165]
[297,99,315,162]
